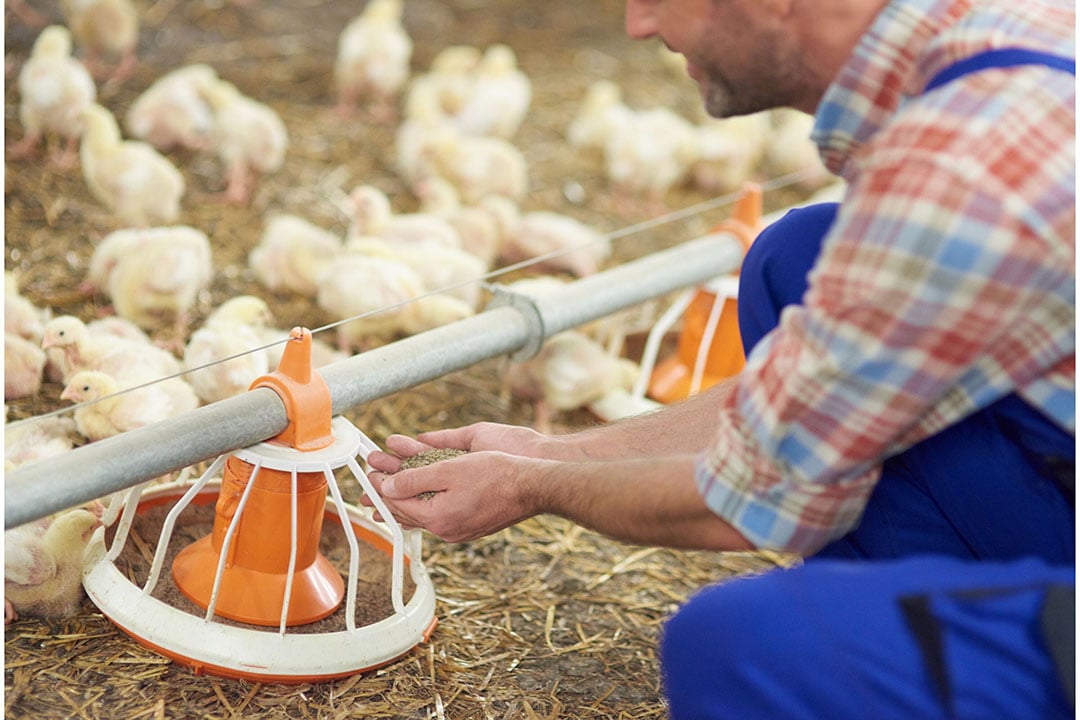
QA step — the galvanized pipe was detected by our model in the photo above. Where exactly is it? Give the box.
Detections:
[5,232,743,529]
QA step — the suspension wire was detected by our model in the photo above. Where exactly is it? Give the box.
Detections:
[7,169,822,432]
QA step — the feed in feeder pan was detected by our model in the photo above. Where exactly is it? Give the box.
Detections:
[81,328,437,683]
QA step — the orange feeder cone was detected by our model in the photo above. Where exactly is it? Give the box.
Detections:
[172,328,346,627]
[648,184,765,404]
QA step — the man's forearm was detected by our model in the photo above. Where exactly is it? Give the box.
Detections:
[529,452,754,551]
[556,380,735,461]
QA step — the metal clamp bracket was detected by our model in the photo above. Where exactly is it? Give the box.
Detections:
[484,284,547,361]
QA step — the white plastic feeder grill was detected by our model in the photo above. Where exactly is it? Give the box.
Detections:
[81,328,437,684]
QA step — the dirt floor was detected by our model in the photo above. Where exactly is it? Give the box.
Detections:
[4,1,807,717]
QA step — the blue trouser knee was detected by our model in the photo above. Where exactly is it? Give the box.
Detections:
[661,204,1075,719]
[661,556,1074,720]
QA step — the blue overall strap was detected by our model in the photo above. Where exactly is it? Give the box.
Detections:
[924,47,1075,93]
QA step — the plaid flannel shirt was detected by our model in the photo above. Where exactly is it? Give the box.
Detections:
[697,0,1076,554]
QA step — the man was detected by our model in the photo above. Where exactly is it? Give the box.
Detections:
[366,0,1075,716]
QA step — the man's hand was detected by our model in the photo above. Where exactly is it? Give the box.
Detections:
[363,449,551,542]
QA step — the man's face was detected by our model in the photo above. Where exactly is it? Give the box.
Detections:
[625,0,811,117]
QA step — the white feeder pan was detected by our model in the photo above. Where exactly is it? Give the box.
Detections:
[82,417,438,684]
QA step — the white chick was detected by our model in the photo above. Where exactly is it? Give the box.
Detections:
[87,226,213,335]
[567,80,631,155]
[5,333,47,398]
[61,369,199,442]
[394,100,453,188]
[346,235,487,309]
[506,330,641,433]
[249,214,342,297]
[404,44,480,122]
[124,64,218,152]
[345,184,462,250]
[763,108,832,190]
[417,127,529,204]
[8,25,97,168]
[603,106,698,210]
[486,197,611,277]
[199,77,287,204]
[691,112,772,194]
[334,0,412,122]
[182,295,272,404]
[86,315,152,343]
[4,415,77,470]
[317,252,472,351]
[450,44,531,139]
[41,315,182,384]
[5,508,101,625]
[415,175,503,266]
[79,103,186,226]
[59,0,138,84]
[5,271,51,342]
[202,78,288,205]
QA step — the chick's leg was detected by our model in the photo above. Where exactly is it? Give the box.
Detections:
[214,162,254,206]
[105,48,137,87]
[6,130,41,160]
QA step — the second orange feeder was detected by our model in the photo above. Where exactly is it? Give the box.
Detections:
[647,184,764,404]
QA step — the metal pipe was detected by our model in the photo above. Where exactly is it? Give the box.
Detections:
[5,232,743,529]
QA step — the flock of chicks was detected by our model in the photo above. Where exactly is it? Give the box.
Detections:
[4,0,830,625]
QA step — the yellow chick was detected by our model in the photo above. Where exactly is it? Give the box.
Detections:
[418,127,529,205]
[87,226,213,335]
[345,184,462,250]
[415,176,503,267]
[4,415,77,470]
[5,508,101,625]
[691,112,772,195]
[333,0,413,122]
[484,197,611,277]
[5,333,47,399]
[41,315,182,384]
[201,78,288,205]
[60,0,138,84]
[505,330,641,433]
[79,103,186,226]
[603,106,699,211]
[451,44,531,139]
[61,369,199,442]
[8,25,97,168]
[248,214,342,297]
[404,44,480,122]
[394,99,453,188]
[182,295,273,404]
[567,80,631,155]
[5,271,51,343]
[344,235,487,310]
[124,64,218,152]
[316,252,472,351]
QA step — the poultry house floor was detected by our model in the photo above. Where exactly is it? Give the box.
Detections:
[5,1,808,717]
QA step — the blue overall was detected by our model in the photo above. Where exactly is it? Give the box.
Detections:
[661,49,1076,719]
